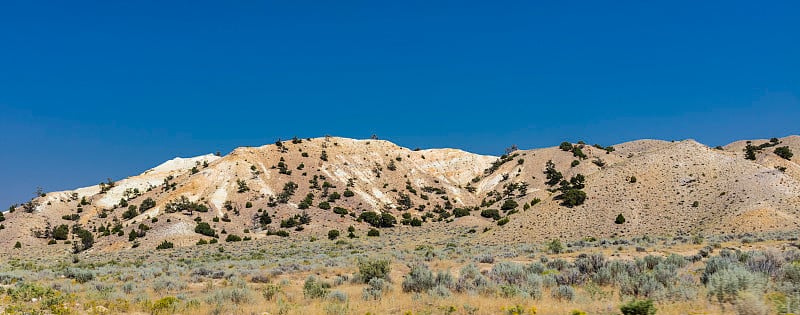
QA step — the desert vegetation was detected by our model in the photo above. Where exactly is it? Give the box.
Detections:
[1,228,799,314]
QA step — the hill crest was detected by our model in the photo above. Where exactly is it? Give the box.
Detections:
[3,135,799,254]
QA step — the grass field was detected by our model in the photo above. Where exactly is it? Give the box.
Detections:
[1,227,798,314]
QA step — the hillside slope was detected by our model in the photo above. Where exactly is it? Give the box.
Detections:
[3,135,799,254]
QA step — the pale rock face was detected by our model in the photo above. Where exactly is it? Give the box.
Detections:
[58,154,223,209]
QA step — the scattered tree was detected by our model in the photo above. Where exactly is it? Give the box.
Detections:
[480,209,501,220]
[122,205,139,220]
[236,179,250,193]
[140,198,156,212]
[195,222,217,237]
[775,146,793,160]
[544,160,564,186]
[53,224,69,240]
[327,229,340,240]
[500,199,518,211]
[560,189,586,207]
[156,240,174,250]
[359,211,396,228]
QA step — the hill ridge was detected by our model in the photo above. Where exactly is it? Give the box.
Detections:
[2,135,798,254]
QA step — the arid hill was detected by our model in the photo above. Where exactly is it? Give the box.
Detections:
[2,135,798,254]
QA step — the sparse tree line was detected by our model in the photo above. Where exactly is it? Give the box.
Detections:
[743,138,793,161]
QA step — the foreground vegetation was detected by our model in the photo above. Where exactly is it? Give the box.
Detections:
[1,228,800,314]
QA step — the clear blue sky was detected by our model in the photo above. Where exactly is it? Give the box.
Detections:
[1,1,798,207]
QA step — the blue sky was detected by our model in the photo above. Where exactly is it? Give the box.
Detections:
[1,1,798,207]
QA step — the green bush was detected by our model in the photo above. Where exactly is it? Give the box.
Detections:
[561,189,586,207]
[380,212,396,227]
[571,147,587,159]
[547,239,564,254]
[225,234,242,242]
[61,214,80,221]
[544,160,564,186]
[488,261,526,286]
[620,299,657,315]
[453,208,470,217]
[707,267,766,304]
[163,196,209,213]
[775,146,793,160]
[318,201,331,210]
[257,211,272,226]
[744,144,757,160]
[276,182,298,203]
[122,205,138,220]
[333,207,348,215]
[73,227,94,253]
[500,199,518,210]
[151,296,179,315]
[327,191,341,202]
[65,268,95,283]
[357,257,391,283]
[236,179,250,193]
[552,285,575,301]
[52,224,69,240]
[156,240,174,250]
[480,209,501,220]
[14,241,21,249]
[359,211,396,228]
[359,211,379,225]
[280,212,311,228]
[455,264,490,294]
[303,275,329,299]
[6,282,56,303]
[497,217,509,226]
[362,278,389,301]
[367,228,380,237]
[343,189,355,197]
[267,230,290,237]
[195,222,216,237]
[140,198,156,211]
[402,263,436,293]
[327,229,340,240]
[615,214,626,224]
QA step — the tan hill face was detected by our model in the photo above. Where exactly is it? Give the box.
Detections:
[3,135,799,253]
[723,135,800,181]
